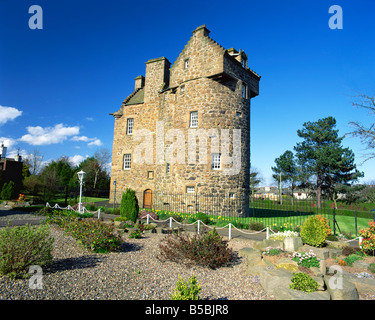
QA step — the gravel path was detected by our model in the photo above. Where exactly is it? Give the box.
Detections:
[0,217,274,300]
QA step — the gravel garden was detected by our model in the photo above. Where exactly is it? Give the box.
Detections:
[1,189,375,300]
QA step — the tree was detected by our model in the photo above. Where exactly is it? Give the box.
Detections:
[250,167,263,197]
[294,116,364,208]
[348,93,375,163]
[271,150,299,204]
[78,156,110,191]
[24,148,44,175]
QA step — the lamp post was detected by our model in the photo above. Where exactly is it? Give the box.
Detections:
[77,170,86,214]
[113,179,117,210]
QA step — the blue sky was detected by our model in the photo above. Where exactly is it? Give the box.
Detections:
[0,0,374,185]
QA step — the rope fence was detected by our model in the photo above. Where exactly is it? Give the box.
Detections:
[45,202,102,219]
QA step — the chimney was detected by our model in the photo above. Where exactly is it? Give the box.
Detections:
[0,144,7,159]
[134,75,145,90]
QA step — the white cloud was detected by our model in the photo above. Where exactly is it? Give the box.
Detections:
[71,135,103,147]
[0,105,23,125]
[68,154,88,166]
[88,139,103,147]
[19,123,80,146]
[0,137,17,149]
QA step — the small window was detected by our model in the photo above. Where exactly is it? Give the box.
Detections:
[180,85,185,94]
[164,93,168,101]
[166,163,170,174]
[229,192,235,199]
[242,83,247,99]
[190,111,198,128]
[186,186,195,194]
[127,118,134,135]
[123,154,131,170]
[184,59,189,69]
[147,171,154,180]
[211,153,221,170]
[241,58,246,68]
[236,112,242,118]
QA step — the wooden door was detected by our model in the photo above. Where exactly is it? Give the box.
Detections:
[143,189,152,209]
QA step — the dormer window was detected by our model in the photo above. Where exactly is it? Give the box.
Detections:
[184,59,189,69]
[241,58,246,68]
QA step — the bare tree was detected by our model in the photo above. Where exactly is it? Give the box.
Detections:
[348,93,375,163]
[93,148,111,189]
[24,148,44,175]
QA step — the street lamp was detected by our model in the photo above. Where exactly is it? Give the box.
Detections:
[113,179,117,210]
[77,170,86,213]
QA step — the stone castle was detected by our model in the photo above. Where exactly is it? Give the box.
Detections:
[109,25,260,216]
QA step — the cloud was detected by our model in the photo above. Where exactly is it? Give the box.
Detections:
[0,137,17,149]
[71,135,103,147]
[19,123,80,145]
[0,105,23,125]
[68,154,88,166]
[88,139,103,147]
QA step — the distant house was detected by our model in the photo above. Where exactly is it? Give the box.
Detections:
[254,186,280,200]
[0,144,23,197]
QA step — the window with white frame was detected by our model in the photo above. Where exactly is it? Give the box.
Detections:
[184,59,189,69]
[186,186,195,194]
[127,118,134,135]
[242,83,247,99]
[123,154,131,170]
[211,153,221,170]
[190,111,198,128]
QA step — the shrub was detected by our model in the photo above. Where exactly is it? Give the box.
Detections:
[344,254,364,266]
[50,217,122,253]
[359,221,375,255]
[300,215,330,247]
[120,189,139,222]
[138,210,158,221]
[248,220,265,231]
[290,272,319,293]
[338,259,347,266]
[0,223,54,279]
[129,230,141,239]
[0,181,16,200]
[368,263,375,273]
[291,250,320,268]
[158,228,235,269]
[171,274,201,300]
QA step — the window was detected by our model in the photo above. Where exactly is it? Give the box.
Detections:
[190,111,198,128]
[241,58,246,68]
[184,59,189,69]
[180,85,185,94]
[236,112,242,118]
[147,171,154,179]
[229,192,235,199]
[123,154,131,170]
[186,186,195,194]
[242,83,247,99]
[127,118,134,135]
[166,163,170,174]
[211,153,221,170]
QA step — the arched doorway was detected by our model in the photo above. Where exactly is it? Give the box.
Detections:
[143,189,153,209]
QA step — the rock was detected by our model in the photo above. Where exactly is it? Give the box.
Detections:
[254,239,284,251]
[327,241,350,249]
[300,246,330,260]
[276,262,299,273]
[352,260,369,269]
[284,237,303,253]
[238,247,262,267]
[260,268,293,294]
[273,287,331,300]
[324,274,359,300]
[328,248,343,259]
[343,273,375,296]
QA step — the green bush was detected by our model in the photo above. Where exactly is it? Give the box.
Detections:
[0,224,54,279]
[290,272,319,293]
[50,217,122,253]
[128,230,141,239]
[171,274,201,300]
[0,181,16,200]
[120,189,139,222]
[300,215,330,247]
[248,220,265,231]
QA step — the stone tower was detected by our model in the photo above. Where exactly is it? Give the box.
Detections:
[110,25,260,217]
